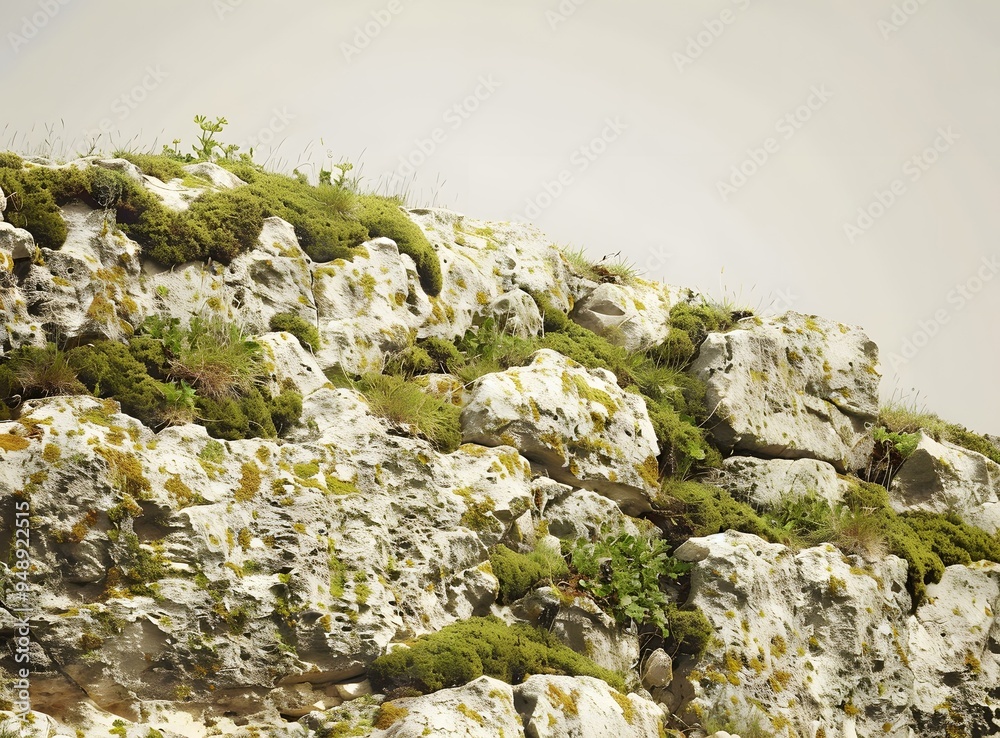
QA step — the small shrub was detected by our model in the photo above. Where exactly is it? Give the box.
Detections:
[357,373,461,452]
[269,312,320,352]
[490,542,568,604]
[367,616,624,695]
[569,534,690,638]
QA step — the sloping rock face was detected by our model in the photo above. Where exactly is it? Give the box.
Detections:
[691,312,880,473]
[672,531,1000,737]
[461,349,660,516]
[0,394,534,724]
[889,432,1000,533]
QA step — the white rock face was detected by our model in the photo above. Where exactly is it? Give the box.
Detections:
[569,279,677,352]
[371,677,524,737]
[0,223,43,355]
[719,456,849,508]
[691,312,880,472]
[670,531,1000,737]
[258,331,328,397]
[889,432,1000,533]
[0,181,6,220]
[20,203,150,342]
[313,238,421,374]
[514,674,665,738]
[0,395,545,724]
[483,288,544,338]
[462,349,661,516]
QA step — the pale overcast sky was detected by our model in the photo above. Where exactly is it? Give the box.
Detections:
[2,1,998,435]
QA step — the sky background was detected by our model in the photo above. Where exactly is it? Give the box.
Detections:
[2,0,998,435]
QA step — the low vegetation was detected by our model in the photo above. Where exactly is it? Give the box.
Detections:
[489,542,568,605]
[353,373,461,452]
[367,615,626,696]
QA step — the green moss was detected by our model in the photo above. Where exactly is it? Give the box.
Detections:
[269,312,321,352]
[657,479,782,543]
[372,703,409,730]
[235,461,262,502]
[357,194,441,295]
[113,151,186,182]
[368,616,625,695]
[489,543,568,604]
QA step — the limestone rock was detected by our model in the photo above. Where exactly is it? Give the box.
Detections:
[888,431,1000,533]
[0,223,42,355]
[691,311,879,472]
[541,485,653,542]
[462,349,660,516]
[718,456,849,509]
[0,221,35,262]
[569,279,677,352]
[182,161,246,189]
[371,676,524,737]
[641,649,673,690]
[222,216,316,334]
[483,288,544,338]
[258,331,328,398]
[20,204,149,342]
[509,586,640,676]
[0,182,6,221]
[313,238,421,374]
[514,674,665,738]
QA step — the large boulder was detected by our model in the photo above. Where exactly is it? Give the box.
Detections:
[670,531,1000,738]
[718,456,849,509]
[461,349,661,516]
[888,432,1000,533]
[0,394,543,725]
[690,312,879,473]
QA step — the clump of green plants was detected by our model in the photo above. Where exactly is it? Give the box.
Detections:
[269,312,321,353]
[560,246,640,285]
[0,344,85,401]
[648,300,739,370]
[568,534,690,640]
[112,150,186,182]
[367,615,625,696]
[655,479,787,544]
[355,372,461,452]
[489,542,569,604]
[65,316,301,439]
[876,402,1000,465]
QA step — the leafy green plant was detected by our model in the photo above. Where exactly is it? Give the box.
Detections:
[367,615,625,696]
[569,534,689,638]
[192,114,230,160]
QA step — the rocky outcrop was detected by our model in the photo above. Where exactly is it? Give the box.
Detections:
[569,280,677,352]
[672,531,1000,737]
[691,311,880,473]
[461,349,660,516]
[888,432,1000,533]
